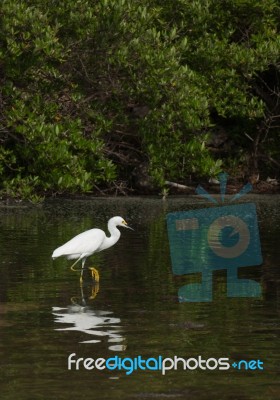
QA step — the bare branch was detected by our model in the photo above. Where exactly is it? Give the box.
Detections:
[165,181,193,191]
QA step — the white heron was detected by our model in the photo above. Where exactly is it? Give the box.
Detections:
[52,216,133,283]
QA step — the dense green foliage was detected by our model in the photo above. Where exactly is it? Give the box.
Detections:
[0,0,279,200]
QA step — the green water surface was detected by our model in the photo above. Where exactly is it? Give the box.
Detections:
[0,196,279,400]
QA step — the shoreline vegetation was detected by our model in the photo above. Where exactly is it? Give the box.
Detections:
[1,178,279,208]
[0,1,279,203]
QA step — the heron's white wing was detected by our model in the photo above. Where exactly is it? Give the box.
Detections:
[52,228,106,258]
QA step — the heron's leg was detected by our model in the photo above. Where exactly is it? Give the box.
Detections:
[70,256,82,272]
[89,282,100,300]
[88,267,100,282]
[80,258,86,285]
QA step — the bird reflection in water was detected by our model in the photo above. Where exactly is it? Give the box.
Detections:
[52,284,126,350]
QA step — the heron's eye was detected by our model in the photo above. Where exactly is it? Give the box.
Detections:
[122,220,127,225]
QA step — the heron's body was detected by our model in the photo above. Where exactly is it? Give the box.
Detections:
[52,216,132,283]
[52,228,116,260]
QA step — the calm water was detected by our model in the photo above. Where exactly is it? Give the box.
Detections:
[0,196,279,400]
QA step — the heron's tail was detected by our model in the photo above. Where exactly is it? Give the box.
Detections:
[52,247,63,259]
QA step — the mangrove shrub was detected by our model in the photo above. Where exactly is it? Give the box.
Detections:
[0,0,279,199]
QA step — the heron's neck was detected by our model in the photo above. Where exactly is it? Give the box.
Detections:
[101,221,121,250]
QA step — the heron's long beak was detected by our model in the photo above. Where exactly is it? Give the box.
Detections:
[123,221,134,230]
